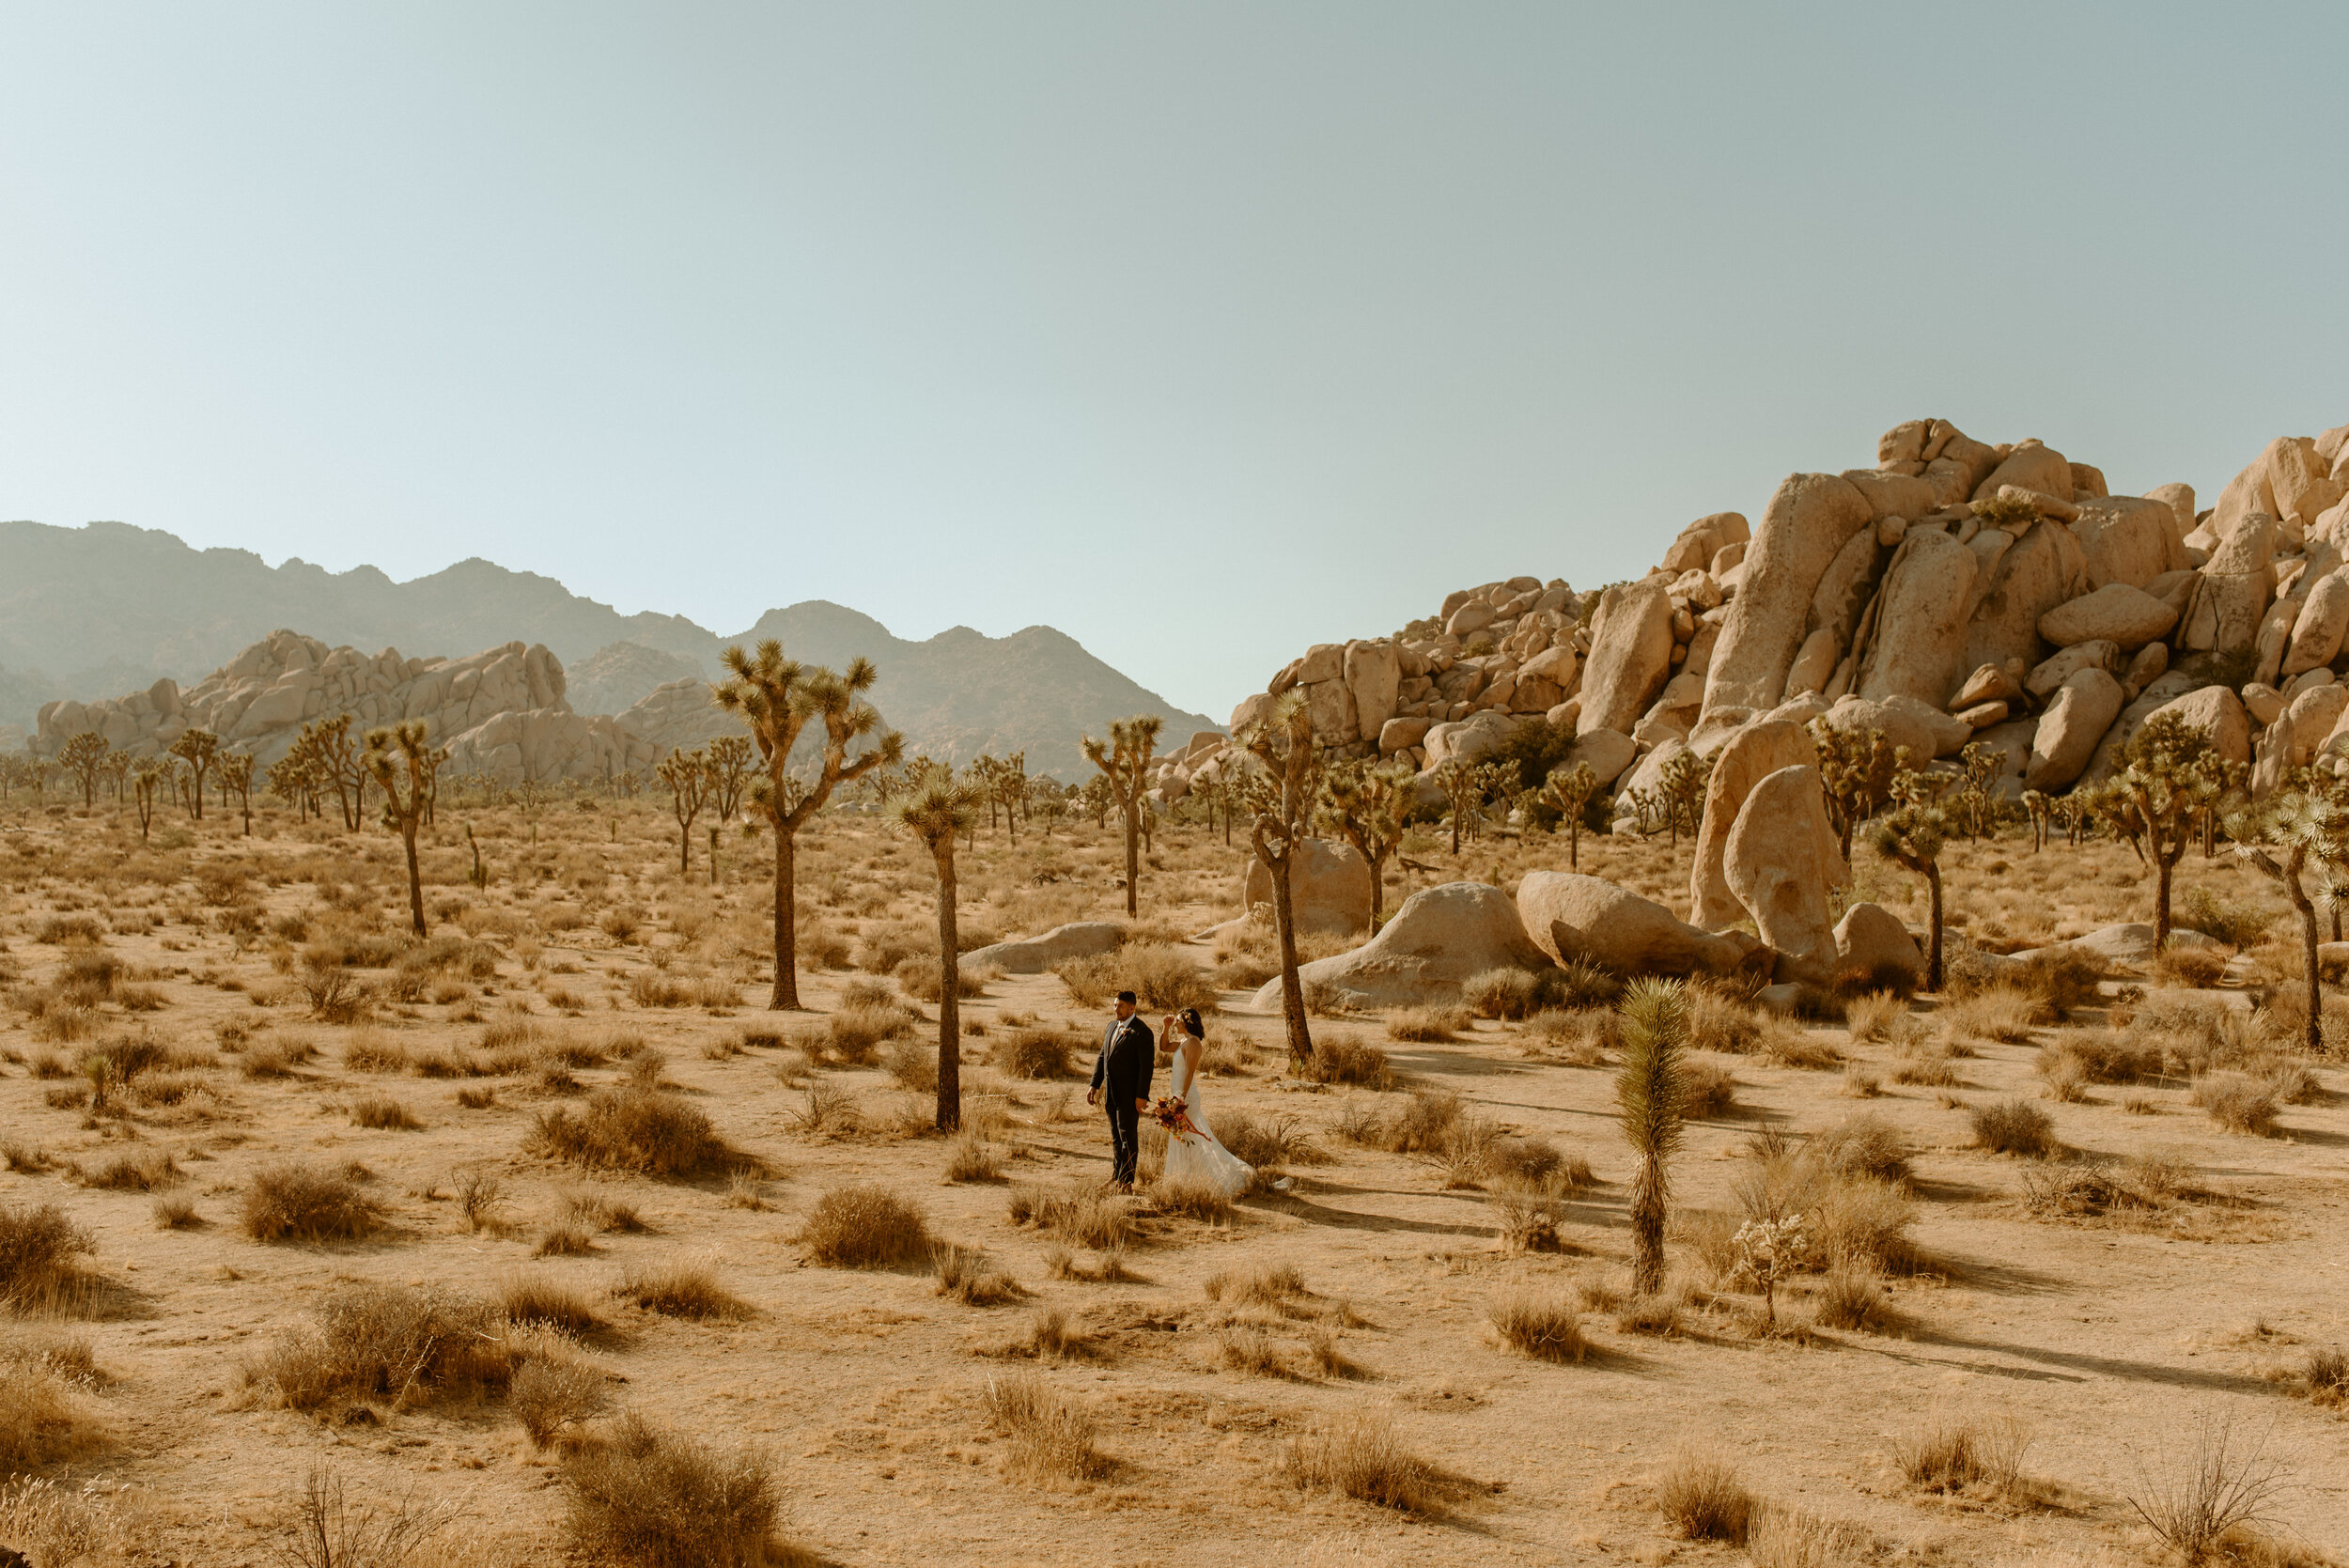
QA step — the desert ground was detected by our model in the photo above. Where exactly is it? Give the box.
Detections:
[4,789,2348,1567]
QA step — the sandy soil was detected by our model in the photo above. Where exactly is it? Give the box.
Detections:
[4,798,2347,1566]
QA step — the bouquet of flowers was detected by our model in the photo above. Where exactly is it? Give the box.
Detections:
[1149,1096,1201,1140]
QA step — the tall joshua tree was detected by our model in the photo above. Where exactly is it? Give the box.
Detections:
[715,640,903,1010]
[58,732,111,809]
[364,722,443,939]
[2111,714,2224,953]
[1868,797,1950,989]
[1317,757,1412,925]
[2229,788,2348,1055]
[658,746,711,874]
[1239,691,1326,1068]
[167,728,221,821]
[1082,715,1162,917]
[896,767,982,1131]
[1615,977,1689,1297]
[221,753,257,835]
[1541,761,1600,870]
[130,758,169,842]
[705,735,754,824]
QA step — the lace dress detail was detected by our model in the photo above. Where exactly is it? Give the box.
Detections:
[1160,1051,1255,1198]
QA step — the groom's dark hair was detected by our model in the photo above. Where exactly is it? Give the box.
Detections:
[1115,990,1137,1004]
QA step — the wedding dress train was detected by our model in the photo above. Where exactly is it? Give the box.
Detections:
[1160,1050,1255,1198]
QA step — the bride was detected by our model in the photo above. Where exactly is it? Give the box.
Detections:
[1158,1009,1256,1198]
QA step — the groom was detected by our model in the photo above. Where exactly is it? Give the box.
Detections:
[1087,989,1155,1191]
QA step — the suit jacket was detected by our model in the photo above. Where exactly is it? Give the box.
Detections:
[1090,1015,1156,1106]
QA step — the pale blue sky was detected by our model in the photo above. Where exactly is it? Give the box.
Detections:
[3,4,2344,719]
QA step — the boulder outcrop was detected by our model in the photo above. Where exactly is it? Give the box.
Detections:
[1245,882,1550,1010]
[1242,839,1374,937]
[1722,765,1847,974]
[1517,871,1756,977]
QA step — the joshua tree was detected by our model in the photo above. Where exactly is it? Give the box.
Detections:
[364,722,444,939]
[1081,715,1162,917]
[1433,755,1483,855]
[657,747,711,874]
[1615,977,1688,1297]
[1238,691,1326,1068]
[167,728,221,821]
[714,640,904,1010]
[1867,798,1951,989]
[1540,761,1600,869]
[221,753,257,835]
[894,766,982,1131]
[1317,757,1413,925]
[58,732,111,808]
[130,757,169,842]
[1658,748,1712,846]
[704,735,753,824]
[286,716,365,830]
[101,751,132,803]
[2228,789,2349,1054]
[1811,722,1903,861]
[990,750,1028,844]
[1077,774,1114,830]
[2109,714,2226,952]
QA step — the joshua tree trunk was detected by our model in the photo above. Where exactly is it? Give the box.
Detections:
[1924,862,1943,991]
[770,828,801,1009]
[1123,806,1141,916]
[1271,860,1312,1068]
[399,820,426,938]
[2288,876,2321,1055]
[932,839,961,1132]
[2154,852,2174,954]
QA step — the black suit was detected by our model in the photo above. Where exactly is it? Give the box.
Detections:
[1090,1014,1157,1186]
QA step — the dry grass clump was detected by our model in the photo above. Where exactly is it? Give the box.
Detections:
[1525,1005,1617,1064]
[0,1329,111,1470]
[1894,1412,2030,1498]
[1807,1113,1910,1185]
[2192,1071,2281,1136]
[1812,1265,1885,1331]
[2155,945,2231,987]
[525,1086,739,1178]
[932,1243,1025,1306]
[496,1269,606,1335]
[998,1027,1076,1079]
[1296,1031,1393,1089]
[1843,990,1902,1042]
[535,1221,598,1257]
[1657,1450,1753,1543]
[1054,942,1216,1012]
[2125,1414,2297,1567]
[615,1257,749,1319]
[241,1161,385,1243]
[152,1191,202,1229]
[1007,1183,1137,1250]
[883,1038,939,1093]
[983,1372,1111,1481]
[1486,1290,1586,1362]
[818,1002,912,1066]
[1145,1175,1235,1223]
[800,1183,932,1268]
[1970,1098,2057,1157]
[1216,1325,1287,1375]
[350,1093,422,1130]
[1385,1003,1471,1042]
[1204,1261,1308,1306]
[510,1351,610,1449]
[75,1146,182,1191]
[1687,987,1763,1054]
[2019,1153,2201,1220]
[1216,1108,1325,1170]
[944,1127,1003,1183]
[562,1412,804,1568]
[1286,1410,1440,1514]
[1679,1059,1736,1116]
[240,1282,509,1410]
[1746,1506,1875,1568]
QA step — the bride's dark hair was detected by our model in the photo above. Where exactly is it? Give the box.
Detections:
[1178,1008,1206,1040]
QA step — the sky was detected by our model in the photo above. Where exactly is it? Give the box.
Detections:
[3,4,2346,722]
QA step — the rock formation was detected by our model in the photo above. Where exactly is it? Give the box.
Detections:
[1242,839,1374,936]
[32,629,661,784]
[1245,881,1551,1010]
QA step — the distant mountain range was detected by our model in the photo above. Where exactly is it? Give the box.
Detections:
[0,520,1216,777]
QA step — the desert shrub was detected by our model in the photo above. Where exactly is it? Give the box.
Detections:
[1939,988,2040,1044]
[1546,956,1626,1011]
[37,914,105,944]
[1894,1413,2029,1497]
[0,1204,94,1312]
[1147,1175,1235,1223]
[2192,1071,2280,1136]
[893,955,984,1003]
[801,1184,932,1268]
[1298,1032,1392,1089]
[1811,1176,1918,1273]
[983,1372,1109,1481]
[1286,1410,1439,1514]
[1006,1182,1135,1250]
[1813,1265,1884,1330]
[77,1146,181,1191]
[2155,946,2230,987]
[2179,886,2277,950]
[1526,1006,1617,1064]
[2304,1345,2349,1406]
[1204,1262,1307,1304]
[1386,1003,1470,1042]
[525,1087,736,1178]
[241,1162,383,1243]
[241,1282,508,1410]
[1843,991,1901,1042]
[510,1351,609,1449]
[932,1243,1024,1306]
[1487,1290,1585,1362]
[883,1038,939,1093]
[1212,1108,1320,1169]
[535,1221,596,1257]
[1807,1113,1910,1185]
[1487,1134,1568,1187]
[1679,1060,1735,1117]
[298,959,369,1025]
[1217,1325,1285,1374]
[2003,949,2105,1018]
[562,1412,798,1568]
[2253,984,2349,1054]
[1000,1027,1076,1079]
[1746,1507,1875,1568]
[1759,1022,1843,1070]
[0,1331,110,1470]
[1688,988,1763,1054]
[1054,942,1216,1012]
[1462,968,1543,1020]
[822,1002,911,1065]
[496,1269,605,1335]
[2042,1031,2163,1090]
[615,1257,748,1319]
[1657,1451,1752,1543]
[350,1094,422,1130]
[1970,1099,2056,1157]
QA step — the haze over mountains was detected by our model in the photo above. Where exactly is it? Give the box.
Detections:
[0,520,1215,777]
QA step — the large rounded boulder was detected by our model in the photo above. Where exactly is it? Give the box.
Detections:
[1246,882,1550,1011]
[1242,838,1374,937]
[1517,871,1756,977]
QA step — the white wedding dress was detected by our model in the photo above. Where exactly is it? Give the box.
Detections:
[1161,1048,1255,1198]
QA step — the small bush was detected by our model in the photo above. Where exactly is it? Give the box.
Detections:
[1000,1027,1075,1079]
[984,1372,1110,1481]
[801,1184,932,1268]
[0,1333,111,1470]
[241,1282,507,1410]
[1204,1262,1307,1305]
[2192,1071,2280,1136]
[1657,1451,1753,1543]
[1688,988,1764,1054]
[78,1147,181,1191]
[511,1351,609,1449]
[933,1243,1025,1306]
[241,1162,383,1243]
[1747,1506,1875,1568]
[1147,1175,1234,1223]
[1894,1413,2029,1497]
[1807,1113,1910,1185]
[1813,1265,1883,1331]
[0,1204,94,1312]
[1287,1411,1439,1514]
[497,1269,605,1335]
[1462,968,1543,1020]
[561,1412,798,1567]
[1054,943,1216,1012]
[525,1087,738,1178]
[1970,1098,2056,1158]
[1487,1290,1586,1362]
[1006,1182,1135,1250]
[1679,1060,1735,1117]
[1385,1004,1471,1042]
[535,1221,597,1257]
[350,1094,421,1130]
[615,1258,748,1319]
[1843,991,1901,1042]
[1297,1032,1392,1089]
[2155,946,2230,987]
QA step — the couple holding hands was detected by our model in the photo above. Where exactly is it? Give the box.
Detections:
[1085,990,1255,1197]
